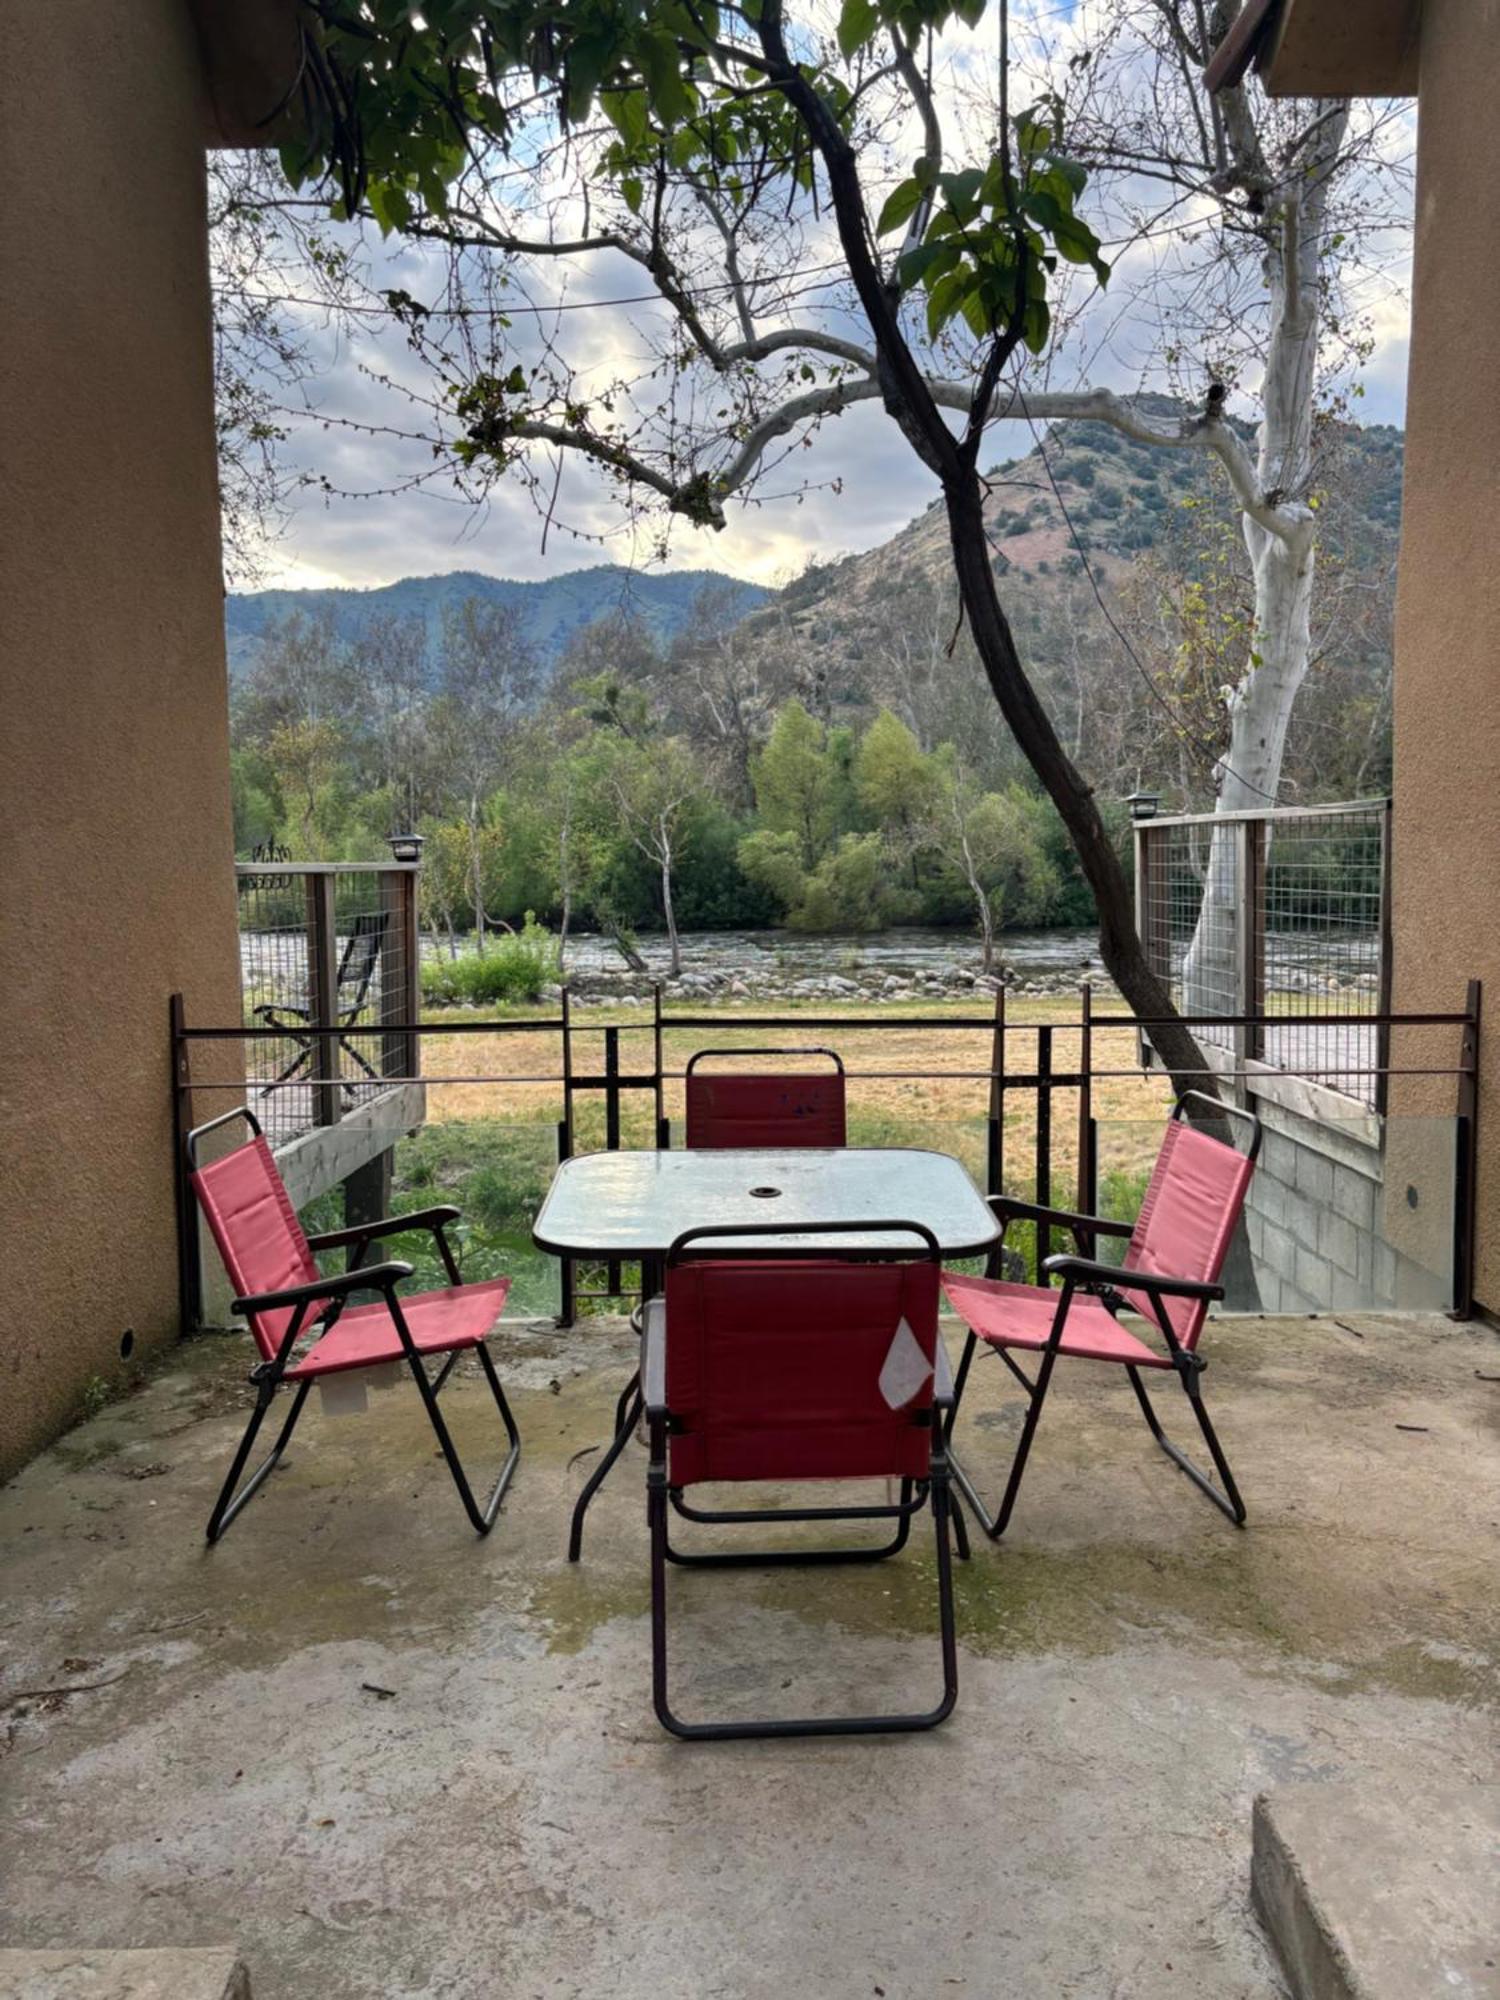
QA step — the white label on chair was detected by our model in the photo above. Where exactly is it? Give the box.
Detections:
[319,1372,369,1418]
[878,1317,933,1409]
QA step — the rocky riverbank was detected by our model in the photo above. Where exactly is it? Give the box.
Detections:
[548,957,1112,1008]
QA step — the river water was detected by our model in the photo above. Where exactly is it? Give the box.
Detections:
[559,924,1103,988]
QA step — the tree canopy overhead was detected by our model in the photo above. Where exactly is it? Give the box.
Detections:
[235,0,1407,1095]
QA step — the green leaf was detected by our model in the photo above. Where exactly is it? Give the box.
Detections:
[960,285,992,339]
[1049,153,1088,196]
[367,180,412,236]
[897,239,958,290]
[939,167,985,224]
[603,88,650,151]
[925,266,970,338]
[837,0,880,57]
[621,174,644,215]
[876,177,924,236]
[1023,296,1051,354]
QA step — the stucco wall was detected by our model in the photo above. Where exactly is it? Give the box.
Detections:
[0,0,242,1475]
[1388,0,1500,1314]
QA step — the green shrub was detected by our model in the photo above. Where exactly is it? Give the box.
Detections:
[421,915,560,1006]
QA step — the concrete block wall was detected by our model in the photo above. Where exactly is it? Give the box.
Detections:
[1240,1095,1450,1314]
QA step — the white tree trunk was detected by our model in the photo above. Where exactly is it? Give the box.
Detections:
[1180,100,1343,1017]
[1181,525,1315,1014]
[660,821,681,977]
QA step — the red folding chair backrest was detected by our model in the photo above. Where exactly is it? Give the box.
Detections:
[683,1072,847,1149]
[662,1258,940,1487]
[192,1135,328,1362]
[1115,1118,1254,1348]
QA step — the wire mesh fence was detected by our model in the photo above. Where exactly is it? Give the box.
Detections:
[1136,800,1390,1109]
[236,863,420,1144]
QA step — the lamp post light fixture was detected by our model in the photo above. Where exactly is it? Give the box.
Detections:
[387,833,425,864]
[1124,791,1162,822]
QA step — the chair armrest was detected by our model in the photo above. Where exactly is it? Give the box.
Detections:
[231,1261,412,1315]
[933,1340,956,1411]
[990,1197,1133,1243]
[254,1003,311,1024]
[641,1299,667,1414]
[307,1207,461,1253]
[1041,1254,1223,1302]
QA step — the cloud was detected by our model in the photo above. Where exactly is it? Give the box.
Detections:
[236,4,1414,593]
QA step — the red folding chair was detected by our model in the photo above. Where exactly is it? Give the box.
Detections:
[575,1048,849,1565]
[941,1093,1261,1536]
[643,1221,960,1740]
[682,1046,847,1148]
[187,1107,520,1543]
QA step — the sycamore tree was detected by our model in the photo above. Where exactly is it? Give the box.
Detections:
[245,0,1402,1089]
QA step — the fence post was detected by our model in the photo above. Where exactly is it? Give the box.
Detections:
[1134,822,1155,1070]
[1450,977,1481,1320]
[1034,1024,1053,1281]
[654,984,669,1148]
[306,872,340,1128]
[1375,797,1394,1117]
[1077,981,1096,1215]
[1236,816,1264,1078]
[380,864,420,1086]
[557,986,575,1327]
[604,1025,622,1297]
[169,992,203,1333]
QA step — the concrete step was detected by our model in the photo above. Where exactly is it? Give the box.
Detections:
[0,1951,248,2000]
[1252,1782,1499,1999]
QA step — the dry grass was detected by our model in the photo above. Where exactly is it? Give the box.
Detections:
[415,993,1171,1200]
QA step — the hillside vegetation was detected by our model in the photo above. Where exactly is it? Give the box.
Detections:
[229,412,1401,965]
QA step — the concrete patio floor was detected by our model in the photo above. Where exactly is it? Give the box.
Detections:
[1,1309,1496,2000]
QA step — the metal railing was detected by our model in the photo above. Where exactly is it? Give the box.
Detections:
[1135,799,1391,1110]
[234,862,422,1145]
[171,976,1480,1327]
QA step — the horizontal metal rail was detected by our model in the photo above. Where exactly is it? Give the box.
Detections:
[174,1009,1473,1038]
[172,976,1480,1333]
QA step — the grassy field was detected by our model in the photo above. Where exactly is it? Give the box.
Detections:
[329,995,1172,1317]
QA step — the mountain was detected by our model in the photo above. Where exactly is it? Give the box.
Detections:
[737,406,1404,685]
[224,562,770,675]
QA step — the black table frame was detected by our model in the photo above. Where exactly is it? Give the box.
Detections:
[531,1147,998,1560]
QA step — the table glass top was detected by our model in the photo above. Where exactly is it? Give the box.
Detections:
[532,1147,998,1258]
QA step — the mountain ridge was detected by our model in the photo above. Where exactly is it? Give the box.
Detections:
[225,561,770,673]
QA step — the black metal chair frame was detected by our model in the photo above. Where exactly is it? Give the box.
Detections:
[590,1043,851,1558]
[681,1045,847,1078]
[946,1093,1262,1539]
[645,1221,960,1741]
[188,1107,520,1544]
[256,910,390,1102]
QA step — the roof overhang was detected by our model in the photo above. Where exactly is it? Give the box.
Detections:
[189,0,309,148]
[1205,0,1421,98]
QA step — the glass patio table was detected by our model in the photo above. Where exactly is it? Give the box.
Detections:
[532,1147,999,1558]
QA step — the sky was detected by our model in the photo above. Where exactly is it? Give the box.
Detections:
[235,10,1416,598]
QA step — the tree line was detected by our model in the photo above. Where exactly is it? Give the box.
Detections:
[230,589,1102,971]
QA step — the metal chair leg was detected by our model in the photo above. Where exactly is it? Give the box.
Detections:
[406,1340,521,1535]
[649,1458,959,1740]
[205,1380,310,1543]
[1127,1366,1247,1524]
[614,1367,641,1440]
[947,1341,1060,1542]
[568,1387,644,1561]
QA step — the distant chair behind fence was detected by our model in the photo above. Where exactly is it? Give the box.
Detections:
[682,1046,847,1149]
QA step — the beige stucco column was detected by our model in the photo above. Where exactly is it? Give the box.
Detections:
[1387,0,1500,1310]
[0,0,244,1474]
